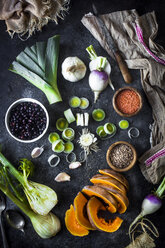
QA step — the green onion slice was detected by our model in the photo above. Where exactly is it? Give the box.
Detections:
[92,109,105,122]
[79,97,89,109]
[48,132,60,143]
[52,139,65,153]
[69,96,81,108]
[119,120,129,129]
[64,141,74,154]
[104,123,116,134]
[96,126,107,137]
[56,118,68,131]
[64,108,76,124]
[62,128,75,141]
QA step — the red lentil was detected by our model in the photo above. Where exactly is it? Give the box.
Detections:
[116,89,140,114]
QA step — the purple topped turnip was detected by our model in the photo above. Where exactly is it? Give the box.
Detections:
[86,45,114,103]
[129,176,165,235]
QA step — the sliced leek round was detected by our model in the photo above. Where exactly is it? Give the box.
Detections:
[119,120,129,129]
[48,132,60,144]
[92,109,105,122]
[56,118,68,131]
[79,97,89,109]
[62,128,75,141]
[96,126,107,138]
[104,123,116,134]
[69,96,81,108]
[52,139,65,153]
[64,141,74,154]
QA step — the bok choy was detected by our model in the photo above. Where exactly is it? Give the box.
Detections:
[9,35,62,104]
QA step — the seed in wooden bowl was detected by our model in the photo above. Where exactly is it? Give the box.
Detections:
[109,144,133,168]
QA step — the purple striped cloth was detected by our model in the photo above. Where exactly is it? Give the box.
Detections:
[135,23,165,65]
[145,148,165,167]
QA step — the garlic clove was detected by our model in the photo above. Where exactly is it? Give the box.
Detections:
[69,161,82,169]
[55,172,70,182]
[31,146,44,158]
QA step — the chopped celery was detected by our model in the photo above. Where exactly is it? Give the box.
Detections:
[52,140,65,153]
[79,97,89,109]
[62,128,75,141]
[64,109,75,124]
[48,132,60,144]
[104,123,116,134]
[64,141,74,154]
[96,126,107,138]
[119,120,129,129]
[92,109,105,122]
[69,96,81,108]
[56,118,68,131]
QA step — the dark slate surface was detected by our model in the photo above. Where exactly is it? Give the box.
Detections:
[0,0,165,247]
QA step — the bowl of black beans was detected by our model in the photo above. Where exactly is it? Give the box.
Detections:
[5,98,49,143]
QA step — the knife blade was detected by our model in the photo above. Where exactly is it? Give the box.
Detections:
[92,3,132,84]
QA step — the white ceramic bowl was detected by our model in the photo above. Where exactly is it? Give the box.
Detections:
[5,98,49,143]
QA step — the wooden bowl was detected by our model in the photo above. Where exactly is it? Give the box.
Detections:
[106,141,137,172]
[112,87,142,117]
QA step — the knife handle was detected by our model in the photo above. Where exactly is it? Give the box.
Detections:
[114,51,132,84]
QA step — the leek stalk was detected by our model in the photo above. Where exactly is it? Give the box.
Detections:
[9,35,62,104]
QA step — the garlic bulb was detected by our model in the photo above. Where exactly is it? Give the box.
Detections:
[62,57,86,82]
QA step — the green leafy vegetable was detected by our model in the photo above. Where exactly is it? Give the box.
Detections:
[9,35,62,104]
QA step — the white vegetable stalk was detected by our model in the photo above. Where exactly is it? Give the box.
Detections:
[31,212,61,239]
[24,181,58,216]
[62,57,86,82]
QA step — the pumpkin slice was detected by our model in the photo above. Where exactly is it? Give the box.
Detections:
[87,197,123,232]
[99,169,129,190]
[90,174,126,194]
[96,183,129,214]
[82,185,118,213]
[74,192,95,230]
[65,204,89,236]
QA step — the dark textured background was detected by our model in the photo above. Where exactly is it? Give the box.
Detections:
[0,0,165,247]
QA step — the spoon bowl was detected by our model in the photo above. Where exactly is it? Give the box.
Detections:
[5,210,25,233]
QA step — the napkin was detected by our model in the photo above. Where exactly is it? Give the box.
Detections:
[82,10,165,184]
[0,0,68,36]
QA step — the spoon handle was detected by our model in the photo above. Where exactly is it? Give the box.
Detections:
[0,215,9,248]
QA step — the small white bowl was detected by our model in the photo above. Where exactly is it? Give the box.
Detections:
[5,98,49,143]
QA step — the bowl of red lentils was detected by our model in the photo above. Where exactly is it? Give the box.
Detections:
[112,87,142,117]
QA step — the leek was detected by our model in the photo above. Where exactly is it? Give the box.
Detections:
[9,35,62,104]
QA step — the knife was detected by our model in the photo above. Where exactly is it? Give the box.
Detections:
[92,3,132,84]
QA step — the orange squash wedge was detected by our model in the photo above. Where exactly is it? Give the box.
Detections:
[74,192,95,230]
[82,185,118,213]
[90,174,127,194]
[87,197,123,232]
[65,204,89,236]
[98,169,129,190]
[95,183,129,214]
